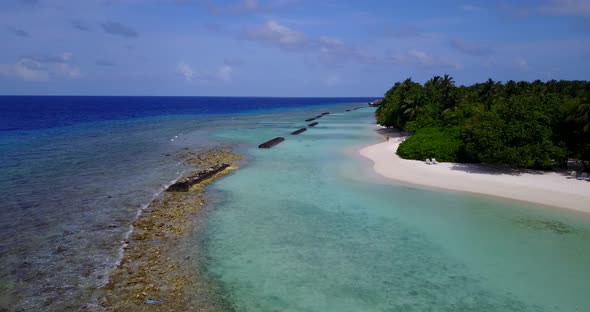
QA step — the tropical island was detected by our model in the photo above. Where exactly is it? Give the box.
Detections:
[375,76,590,170]
[362,76,590,212]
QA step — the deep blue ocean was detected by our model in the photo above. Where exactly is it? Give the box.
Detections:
[0,96,372,131]
[0,96,373,310]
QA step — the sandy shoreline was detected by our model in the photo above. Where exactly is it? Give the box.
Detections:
[360,130,590,213]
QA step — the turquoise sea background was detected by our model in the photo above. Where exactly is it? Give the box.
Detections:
[0,96,370,310]
[1,97,589,311]
[197,106,590,312]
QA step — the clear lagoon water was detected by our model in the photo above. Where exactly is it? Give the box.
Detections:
[0,96,371,310]
[1,96,589,311]
[198,107,590,312]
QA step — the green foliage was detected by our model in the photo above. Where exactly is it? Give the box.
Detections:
[377,76,590,170]
[375,78,425,129]
[463,94,564,169]
[397,127,467,162]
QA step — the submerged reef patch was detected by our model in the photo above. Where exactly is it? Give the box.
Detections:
[514,218,576,235]
[99,149,241,311]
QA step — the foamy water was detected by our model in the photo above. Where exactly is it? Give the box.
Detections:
[0,115,219,310]
[111,171,184,274]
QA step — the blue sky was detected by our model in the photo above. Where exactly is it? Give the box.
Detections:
[1,0,589,96]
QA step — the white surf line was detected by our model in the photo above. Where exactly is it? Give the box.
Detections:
[99,165,186,288]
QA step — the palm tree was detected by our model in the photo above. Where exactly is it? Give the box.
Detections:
[482,78,495,111]
[424,75,442,102]
[401,96,423,121]
[442,74,453,82]
[571,103,590,133]
[432,75,442,85]
[440,74,456,112]
[505,80,517,97]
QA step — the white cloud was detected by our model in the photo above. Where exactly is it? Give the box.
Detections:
[100,21,139,38]
[499,0,590,17]
[391,49,463,70]
[383,25,424,39]
[242,21,377,65]
[176,62,235,84]
[316,36,357,62]
[215,64,233,82]
[61,52,73,61]
[450,38,494,56]
[207,0,265,15]
[323,74,341,86]
[517,58,531,71]
[56,63,82,78]
[539,0,590,17]
[12,60,49,81]
[243,0,259,10]
[177,62,194,82]
[0,53,81,81]
[243,20,308,50]
[407,50,435,65]
[461,5,484,12]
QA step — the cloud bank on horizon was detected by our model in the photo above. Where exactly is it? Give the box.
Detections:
[0,0,589,96]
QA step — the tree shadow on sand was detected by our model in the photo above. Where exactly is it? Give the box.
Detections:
[375,128,407,138]
[449,163,550,176]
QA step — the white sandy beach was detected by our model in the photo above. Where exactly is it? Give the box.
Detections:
[360,131,590,213]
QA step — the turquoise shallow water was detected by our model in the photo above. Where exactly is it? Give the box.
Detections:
[197,107,590,311]
[0,100,368,310]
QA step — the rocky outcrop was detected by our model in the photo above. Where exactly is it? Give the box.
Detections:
[308,122,319,127]
[291,128,307,135]
[166,164,230,192]
[102,149,241,311]
[258,137,285,148]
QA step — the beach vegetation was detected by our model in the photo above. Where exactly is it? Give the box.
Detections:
[376,77,590,170]
[397,127,468,162]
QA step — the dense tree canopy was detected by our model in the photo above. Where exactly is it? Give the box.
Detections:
[376,77,590,170]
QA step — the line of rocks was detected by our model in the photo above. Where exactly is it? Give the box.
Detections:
[257,108,360,149]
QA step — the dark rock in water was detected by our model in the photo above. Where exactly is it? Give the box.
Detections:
[321,112,330,115]
[316,115,322,119]
[55,245,68,254]
[258,137,285,149]
[305,118,316,122]
[18,201,37,210]
[166,164,230,192]
[345,109,351,112]
[308,122,319,127]
[19,261,31,269]
[291,128,307,135]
